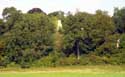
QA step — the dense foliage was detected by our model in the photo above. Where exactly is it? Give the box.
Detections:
[0,7,125,68]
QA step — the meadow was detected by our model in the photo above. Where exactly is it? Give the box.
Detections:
[0,65,125,77]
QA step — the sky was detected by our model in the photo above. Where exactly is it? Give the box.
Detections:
[0,0,125,18]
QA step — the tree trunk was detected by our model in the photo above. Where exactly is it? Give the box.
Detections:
[77,42,80,60]
[74,39,80,60]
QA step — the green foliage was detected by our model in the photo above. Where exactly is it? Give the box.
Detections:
[27,8,46,14]
[120,34,125,48]
[0,7,125,67]
[1,7,55,67]
[63,10,115,58]
[57,54,78,66]
[0,19,4,35]
[113,7,125,33]
[48,11,65,20]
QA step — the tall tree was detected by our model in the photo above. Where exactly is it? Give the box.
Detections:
[27,8,46,15]
[63,10,115,59]
[3,12,55,66]
[63,12,93,59]
[2,7,22,35]
[113,7,125,33]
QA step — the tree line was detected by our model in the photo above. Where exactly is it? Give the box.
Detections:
[0,7,125,68]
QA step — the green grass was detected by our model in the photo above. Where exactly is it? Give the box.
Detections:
[0,65,125,77]
[0,72,125,77]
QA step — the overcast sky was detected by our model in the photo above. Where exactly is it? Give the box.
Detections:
[0,0,125,18]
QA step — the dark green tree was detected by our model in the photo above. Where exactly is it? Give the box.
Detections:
[3,11,55,67]
[2,7,22,35]
[63,12,94,59]
[0,19,5,35]
[63,10,115,60]
[113,7,125,33]
[27,8,46,15]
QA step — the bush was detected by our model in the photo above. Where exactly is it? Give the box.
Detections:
[80,54,110,65]
[57,54,78,66]
[7,62,20,68]
[109,49,125,65]
[31,52,60,67]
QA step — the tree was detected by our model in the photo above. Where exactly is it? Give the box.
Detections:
[0,20,6,66]
[27,8,46,14]
[120,34,125,48]
[2,7,22,35]
[63,10,115,60]
[63,12,93,59]
[3,12,55,66]
[0,19,5,35]
[48,11,65,20]
[113,7,125,33]
[93,10,116,56]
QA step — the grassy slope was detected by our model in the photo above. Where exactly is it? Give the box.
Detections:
[0,65,125,77]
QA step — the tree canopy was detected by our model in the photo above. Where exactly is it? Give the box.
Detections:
[0,7,125,67]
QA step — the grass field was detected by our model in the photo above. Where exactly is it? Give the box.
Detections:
[0,72,125,77]
[0,65,125,77]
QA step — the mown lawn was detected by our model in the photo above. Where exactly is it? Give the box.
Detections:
[0,72,125,77]
[0,65,125,77]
